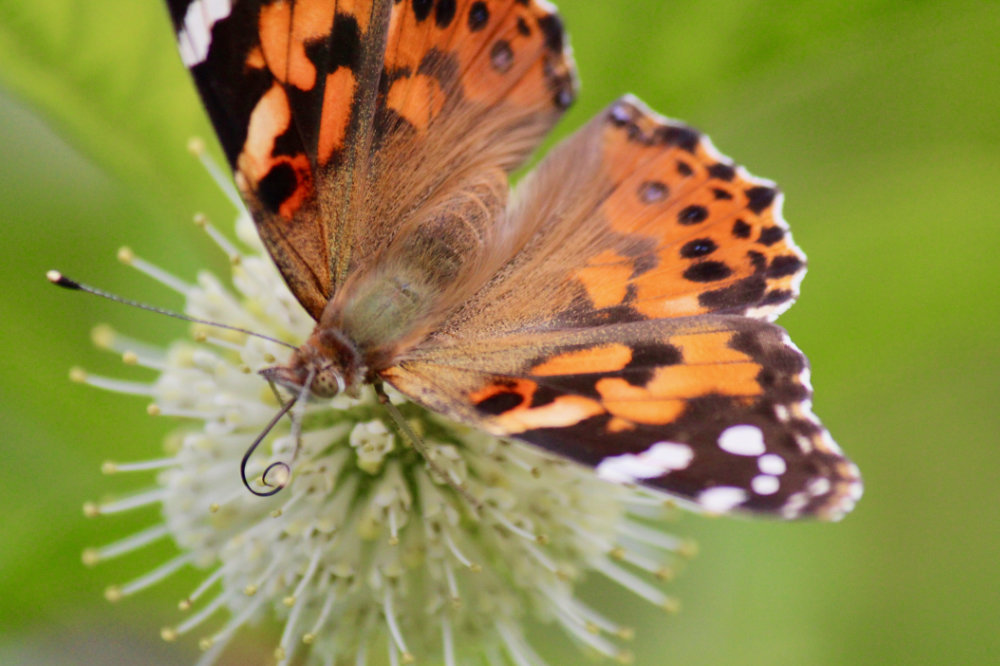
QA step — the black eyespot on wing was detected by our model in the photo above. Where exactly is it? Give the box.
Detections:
[435,0,457,27]
[638,180,669,203]
[683,261,733,282]
[758,226,785,246]
[768,255,804,278]
[732,219,751,238]
[412,0,433,22]
[680,238,718,258]
[745,186,777,214]
[708,163,736,181]
[475,390,524,415]
[490,40,514,72]
[256,163,298,214]
[468,1,489,30]
[656,125,700,152]
[678,205,709,225]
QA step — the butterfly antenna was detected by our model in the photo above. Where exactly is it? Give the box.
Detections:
[240,368,314,497]
[374,382,483,512]
[47,270,296,350]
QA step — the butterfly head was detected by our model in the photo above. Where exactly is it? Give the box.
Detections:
[260,326,366,400]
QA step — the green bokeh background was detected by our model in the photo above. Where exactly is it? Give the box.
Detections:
[1,2,997,664]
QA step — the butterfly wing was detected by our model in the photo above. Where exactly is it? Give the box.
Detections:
[165,0,575,318]
[385,317,860,519]
[430,95,808,341]
[384,95,861,519]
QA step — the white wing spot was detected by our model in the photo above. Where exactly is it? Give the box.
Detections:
[758,453,787,476]
[847,466,864,500]
[751,475,780,496]
[610,101,633,124]
[178,0,233,67]
[697,487,748,514]
[807,477,831,497]
[781,491,809,519]
[596,441,693,484]
[717,425,766,456]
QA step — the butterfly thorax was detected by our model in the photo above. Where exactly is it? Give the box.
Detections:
[260,325,366,399]
[261,245,481,401]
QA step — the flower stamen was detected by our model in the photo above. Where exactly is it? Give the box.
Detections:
[86,489,167,516]
[382,585,414,663]
[591,556,673,609]
[175,592,229,637]
[441,614,456,666]
[187,137,243,210]
[302,574,338,644]
[102,457,177,474]
[182,567,226,610]
[118,246,194,295]
[71,368,156,396]
[496,622,544,666]
[111,551,196,599]
[193,213,242,263]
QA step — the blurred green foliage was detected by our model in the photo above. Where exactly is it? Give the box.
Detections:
[1,1,997,664]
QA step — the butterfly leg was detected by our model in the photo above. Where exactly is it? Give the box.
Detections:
[265,377,288,409]
[373,382,483,512]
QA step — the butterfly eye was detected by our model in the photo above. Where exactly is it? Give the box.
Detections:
[310,364,346,399]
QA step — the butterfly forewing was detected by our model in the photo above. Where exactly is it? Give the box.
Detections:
[165,0,576,318]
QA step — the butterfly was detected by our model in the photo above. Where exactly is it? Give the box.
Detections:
[166,0,861,519]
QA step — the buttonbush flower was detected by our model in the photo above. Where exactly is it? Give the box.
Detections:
[76,150,693,665]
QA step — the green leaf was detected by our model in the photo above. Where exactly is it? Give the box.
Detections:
[0,0,229,222]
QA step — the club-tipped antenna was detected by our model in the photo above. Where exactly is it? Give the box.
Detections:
[47,270,296,351]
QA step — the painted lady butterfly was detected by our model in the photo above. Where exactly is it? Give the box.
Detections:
[167,0,861,519]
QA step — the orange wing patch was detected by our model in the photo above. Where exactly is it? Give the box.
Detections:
[258,1,329,90]
[530,342,632,376]
[386,73,445,131]
[574,249,634,309]
[507,324,761,429]
[318,68,358,165]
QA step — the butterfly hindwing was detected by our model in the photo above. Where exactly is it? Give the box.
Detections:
[385,316,861,519]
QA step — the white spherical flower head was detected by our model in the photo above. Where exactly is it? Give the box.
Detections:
[77,163,693,665]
